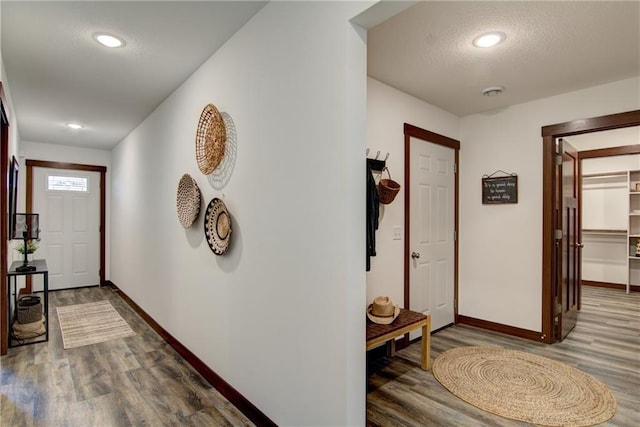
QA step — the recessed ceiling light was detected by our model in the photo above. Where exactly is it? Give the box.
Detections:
[93,33,125,48]
[66,123,84,130]
[473,32,506,48]
[482,86,505,97]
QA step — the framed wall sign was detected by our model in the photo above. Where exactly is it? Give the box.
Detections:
[482,171,518,204]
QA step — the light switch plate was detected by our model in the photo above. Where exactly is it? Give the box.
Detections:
[392,226,402,240]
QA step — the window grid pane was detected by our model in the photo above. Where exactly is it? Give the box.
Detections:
[48,176,88,192]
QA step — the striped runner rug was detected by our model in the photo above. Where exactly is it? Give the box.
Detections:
[57,300,135,349]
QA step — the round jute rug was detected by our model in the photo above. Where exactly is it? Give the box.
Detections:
[432,346,617,426]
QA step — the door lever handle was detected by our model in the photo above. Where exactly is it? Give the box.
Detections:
[411,252,421,259]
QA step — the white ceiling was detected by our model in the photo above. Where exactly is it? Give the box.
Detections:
[368,1,640,117]
[1,1,266,150]
[2,1,638,151]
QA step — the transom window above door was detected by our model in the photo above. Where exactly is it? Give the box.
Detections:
[47,175,88,192]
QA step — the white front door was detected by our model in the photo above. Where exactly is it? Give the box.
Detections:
[33,168,100,290]
[409,137,455,333]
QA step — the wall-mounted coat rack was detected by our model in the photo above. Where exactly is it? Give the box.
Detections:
[366,149,389,172]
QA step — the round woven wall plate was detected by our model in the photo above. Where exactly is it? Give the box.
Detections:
[176,174,201,228]
[204,198,232,255]
[196,104,227,175]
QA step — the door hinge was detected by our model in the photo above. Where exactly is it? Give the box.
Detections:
[555,155,563,166]
[453,163,457,173]
[453,230,457,241]
[555,229,563,240]
[454,299,457,310]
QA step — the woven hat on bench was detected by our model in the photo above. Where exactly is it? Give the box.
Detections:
[367,296,400,324]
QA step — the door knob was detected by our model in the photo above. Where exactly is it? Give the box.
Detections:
[411,252,421,259]
[576,243,584,248]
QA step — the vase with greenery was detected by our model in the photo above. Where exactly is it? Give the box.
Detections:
[15,241,39,256]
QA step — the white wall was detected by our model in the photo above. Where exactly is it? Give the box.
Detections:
[459,76,640,332]
[2,28,23,279]
[110,3,369,426]
[366,78,459,307]
[569,126,640,151]
[1,61,20,161]
[20,140,110,167]
[19,140,111,276]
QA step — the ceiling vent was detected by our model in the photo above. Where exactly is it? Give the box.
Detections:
[482,86,505,97]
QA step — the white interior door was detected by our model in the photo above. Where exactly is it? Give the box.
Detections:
[33,168,100,290]
[409,137,455,334]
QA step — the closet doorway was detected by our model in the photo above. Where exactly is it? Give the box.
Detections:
[541,110,640,343]
[573,128,640,295]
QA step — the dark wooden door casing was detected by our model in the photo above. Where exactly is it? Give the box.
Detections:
[403,123,460,348]
[541,110,640,344]
[25,160,107,293]
[0,83,9,355]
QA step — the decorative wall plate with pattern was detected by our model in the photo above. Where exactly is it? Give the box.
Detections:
[176,174,201,228]
[196,104,227,175]
[204,197,232,255]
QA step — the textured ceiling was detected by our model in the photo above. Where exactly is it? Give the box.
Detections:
[1,1,266,150]
[368,1,640,117]
[2,1,638,151]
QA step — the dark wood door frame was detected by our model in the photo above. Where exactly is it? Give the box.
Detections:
[25,160,107,292]
[1,83,9,355]
[403,123,460,346]
[541,110,640,344]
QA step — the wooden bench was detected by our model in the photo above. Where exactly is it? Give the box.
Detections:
[366,308,431,370]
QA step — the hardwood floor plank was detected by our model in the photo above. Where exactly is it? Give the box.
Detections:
[1,285,254,426]
[199,387,257,427]
[37,358,75,400]
[0,383,36,426]
[368,286,640,426]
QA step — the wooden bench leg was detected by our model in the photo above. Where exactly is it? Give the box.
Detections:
[421,316,431,370]
[386,338,396,358]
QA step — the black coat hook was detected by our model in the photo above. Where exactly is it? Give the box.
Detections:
[367,151,389,172]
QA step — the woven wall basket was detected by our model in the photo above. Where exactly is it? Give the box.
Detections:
[204,198,232,255]
[378,167,401,204]
[196,104,227,175]
[176,174,201,228]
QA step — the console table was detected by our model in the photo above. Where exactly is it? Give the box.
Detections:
[7,259,49,347]
[366,308,431,370]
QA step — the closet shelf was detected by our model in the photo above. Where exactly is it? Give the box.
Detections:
[582,165,640,294]
[582,171,627,179]
[582,229,627,235]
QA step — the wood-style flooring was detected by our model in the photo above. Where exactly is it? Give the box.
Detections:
[0,286,254,426]
[367,286,640,426]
